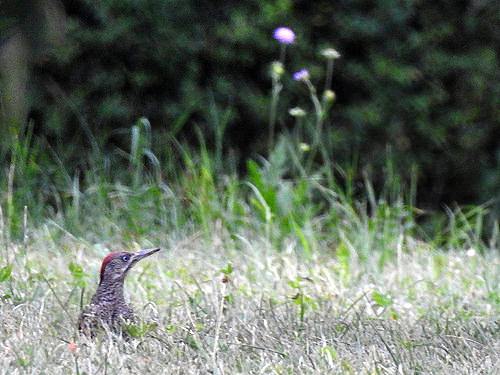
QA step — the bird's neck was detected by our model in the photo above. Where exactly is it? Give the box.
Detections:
[92,277,126,304]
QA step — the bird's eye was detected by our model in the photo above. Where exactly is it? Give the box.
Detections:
[121,254,130,262]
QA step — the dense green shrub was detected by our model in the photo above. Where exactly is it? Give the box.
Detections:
[1,0,499,209]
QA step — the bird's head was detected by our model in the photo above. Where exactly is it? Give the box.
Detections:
[99,247,161,283]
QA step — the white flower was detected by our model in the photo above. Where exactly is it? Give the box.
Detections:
[321,48,341,59]
[466,248,476,257]
[289,107,306,117]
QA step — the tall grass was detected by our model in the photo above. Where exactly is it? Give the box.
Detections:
[0,53,498,253]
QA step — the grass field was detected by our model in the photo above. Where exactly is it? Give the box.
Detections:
[1,205,499,374]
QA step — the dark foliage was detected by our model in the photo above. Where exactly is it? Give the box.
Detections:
[2,0,500,207]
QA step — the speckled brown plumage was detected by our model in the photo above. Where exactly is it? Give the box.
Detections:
[78,247,161,337]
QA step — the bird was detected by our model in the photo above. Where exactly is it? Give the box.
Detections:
[78,247,161,337]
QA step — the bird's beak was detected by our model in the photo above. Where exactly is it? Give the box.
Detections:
[131,247,161,263]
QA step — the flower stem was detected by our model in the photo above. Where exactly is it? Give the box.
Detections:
[324,59,334,92]
[279,44,286,64]
[268,45,287,153]
[303,78,325,172]
[304,78,323,129]
[268,77,282,153]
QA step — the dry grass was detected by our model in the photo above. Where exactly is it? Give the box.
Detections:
[1,230,499,374]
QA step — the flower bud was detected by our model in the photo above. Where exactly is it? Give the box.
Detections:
[323,90,336,103]
[271,61,285,79]
[299,143,310,152]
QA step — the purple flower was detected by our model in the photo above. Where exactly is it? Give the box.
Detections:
[273,27,295,44]
[293,69,310,81]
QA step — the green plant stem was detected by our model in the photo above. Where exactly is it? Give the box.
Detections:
[268,45,288,154]
[324,59,334,92]
[279,44,286,64]
[268,77,282,153]
[303,78,324,173]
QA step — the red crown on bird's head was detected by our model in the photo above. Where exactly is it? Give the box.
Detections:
[100,252,128,281]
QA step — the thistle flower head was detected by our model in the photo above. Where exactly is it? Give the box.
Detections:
[321,48,341,59]
[273,27,295,44]
[289,107,306,117]
[293,69,309,81]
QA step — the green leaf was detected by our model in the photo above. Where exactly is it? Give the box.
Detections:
[321,345,337,360]
[68,262,84,278]
[126,322,157,338]
[68,262,88,287]
[165,325,177,332]
[0,265,12,282]
[224,293,235,305]
[288,280,301,289]
[220,263,232,275]
[372,291,393,307]
[336,242,350,276]
[247,160,263,190]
